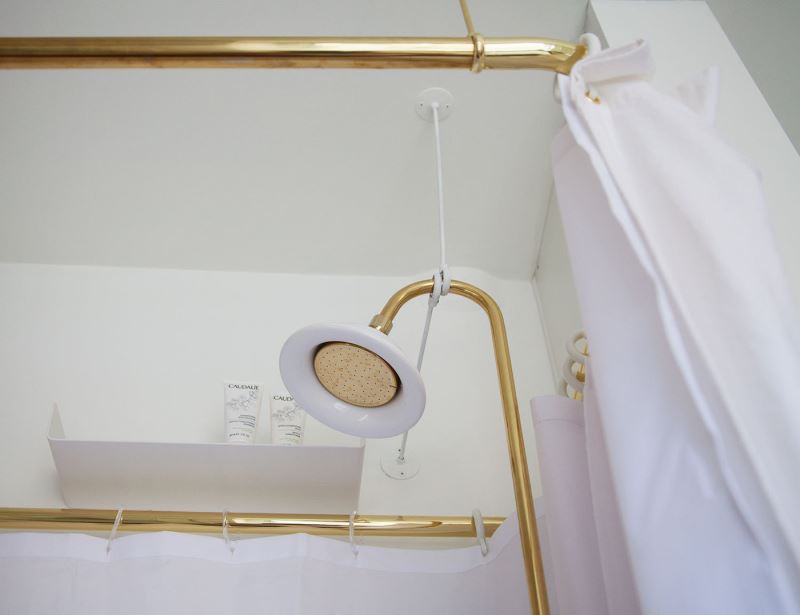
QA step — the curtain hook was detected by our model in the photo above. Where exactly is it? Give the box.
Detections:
[472,509,489,556]
[578,33,602,103]
[566,330,588,365]
[560,331,589,399]
[561,356,585,394]
[222,509,235,554]
[106,508,124,555]
[554,33,604,104]
[349,510,359,557]
[578,33,602,57]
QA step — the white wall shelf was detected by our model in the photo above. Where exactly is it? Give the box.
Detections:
[48,406,365,513]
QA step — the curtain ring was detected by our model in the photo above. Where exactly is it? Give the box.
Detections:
[562,356,585,392]
[472,509,489,556]
[566,330,588,364]
[222,509,235,554]
[577,33,603,103]
[349,510,359,557]
[578,33,602,57]
[470,33,485,73]
[106,508,124,555]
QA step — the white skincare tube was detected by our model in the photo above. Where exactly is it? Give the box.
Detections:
[270,393,306,446]
[224,381,263,443]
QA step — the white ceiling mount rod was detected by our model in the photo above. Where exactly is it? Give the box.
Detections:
[380,88,455,481]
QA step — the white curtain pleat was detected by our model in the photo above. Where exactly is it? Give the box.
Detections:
[532,390,640,615]
[581,376,639,615]
[0,516,534,615]
[531,394,610,615]
[549,39,800,614]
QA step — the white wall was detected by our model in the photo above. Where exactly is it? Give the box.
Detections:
[704,0,800,153]
[0,263,554,515]
[0,0,585,522]
[533,194,583,388]
[0,0,588,280]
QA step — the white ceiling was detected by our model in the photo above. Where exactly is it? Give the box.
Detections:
[0,0,588,279]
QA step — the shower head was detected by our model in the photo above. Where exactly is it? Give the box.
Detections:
[279,323,425,438]
[282,279,546,613]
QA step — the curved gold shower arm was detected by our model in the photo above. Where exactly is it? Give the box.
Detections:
[369,278,549,615]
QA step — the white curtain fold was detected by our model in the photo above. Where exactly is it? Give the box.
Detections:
[532,394,609,615]
[0,515,533,615]
[547,39,800,614]
[532,389,640,615]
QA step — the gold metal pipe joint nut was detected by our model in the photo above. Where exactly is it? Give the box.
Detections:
[369,313,394,334]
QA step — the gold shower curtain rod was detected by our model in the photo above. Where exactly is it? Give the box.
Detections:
[0,36,585,73]
[0,507,503,537]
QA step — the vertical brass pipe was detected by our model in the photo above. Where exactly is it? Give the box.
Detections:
[370,279,549,615]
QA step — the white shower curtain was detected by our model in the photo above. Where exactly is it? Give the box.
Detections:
[542,39,800,614]
[0,516,534,614]
[532,384,639,615]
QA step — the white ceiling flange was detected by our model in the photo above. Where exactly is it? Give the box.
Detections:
[415,87,455,121]
[380,450,421,480]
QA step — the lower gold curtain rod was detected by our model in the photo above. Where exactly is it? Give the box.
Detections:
[0,507,503,537]
[0,37,584,73]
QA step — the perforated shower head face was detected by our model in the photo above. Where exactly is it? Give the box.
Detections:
[313,342,399,408]
[279,324,425,438]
